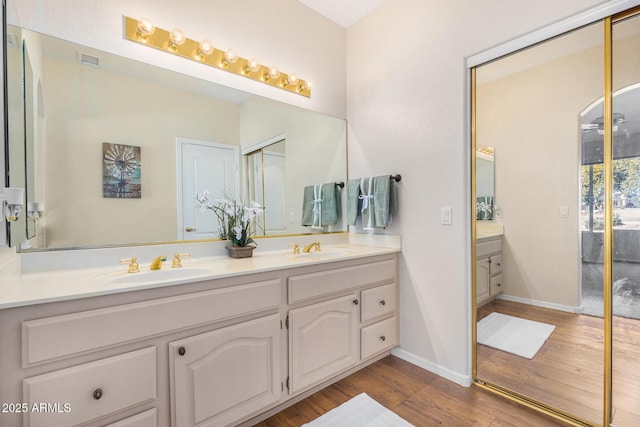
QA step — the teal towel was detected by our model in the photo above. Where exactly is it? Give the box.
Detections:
[301,183,340,227]
[373,175,398,228]
[301,185,316,226]
[320,183,340,226]
[346,179,361,226]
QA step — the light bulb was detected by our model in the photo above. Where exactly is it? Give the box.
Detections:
[282,73,299,87]
[264,66,280,81]
[136,18,155,39]
[168,28,186,49]
[243,58,261,74]
[196,39,214,59]
[299,81,313,92]
[222,49,238,66]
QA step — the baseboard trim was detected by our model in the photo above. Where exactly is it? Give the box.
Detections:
[391,347,472,387]
[497,294,580,314]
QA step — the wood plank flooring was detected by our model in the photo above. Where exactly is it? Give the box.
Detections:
[257,300,640,426]
[255,355,569,426]
[477,299,640,426]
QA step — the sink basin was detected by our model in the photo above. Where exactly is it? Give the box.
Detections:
[294,248,357,259]
[99,267,215,284]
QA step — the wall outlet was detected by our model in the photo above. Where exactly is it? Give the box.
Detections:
[441,207,452,225]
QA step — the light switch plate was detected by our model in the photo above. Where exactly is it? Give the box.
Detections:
[560,206,569,218]
[441,207,452,225]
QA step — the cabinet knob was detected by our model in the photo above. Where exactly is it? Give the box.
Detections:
[93,388,103,400]
[178,346,186,356]
[380,335,386,342]
[497,283,502,287]
[379,299,386,306]
[352,299,359,306]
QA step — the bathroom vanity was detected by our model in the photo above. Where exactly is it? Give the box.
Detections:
[476,234,503,306]
[0,241,399,427]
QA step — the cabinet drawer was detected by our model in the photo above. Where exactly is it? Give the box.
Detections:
[490,254,503,276]
[23,347,156,427]
[361,317,397,360]
[288,259,396,304]
[490,274,503,296]
[361,283,396,323]
[23,279,280,367]
[477,239,502,258]
[105,409,157,427]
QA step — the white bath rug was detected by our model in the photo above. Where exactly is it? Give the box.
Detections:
[303,393,414,427]
[477,312,555,359]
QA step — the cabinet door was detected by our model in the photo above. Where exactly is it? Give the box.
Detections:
[489,254,503,276]
[170,314,281,427]
[490,274,503,297]
[289,294,359,394]
[477,258,490,305]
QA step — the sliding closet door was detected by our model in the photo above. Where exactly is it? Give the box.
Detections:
[474,22,604,425]
[611,11,640,426]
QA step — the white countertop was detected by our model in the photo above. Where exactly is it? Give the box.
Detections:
[0,240,400,310]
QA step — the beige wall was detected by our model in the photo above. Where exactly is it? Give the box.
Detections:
[43,56,240,247]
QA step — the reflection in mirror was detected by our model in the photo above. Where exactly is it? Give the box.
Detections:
[5,28,346,251]
[244,138,286,236]
[474,21,605,425]
[475,148,494,220]
[6,25,26,247]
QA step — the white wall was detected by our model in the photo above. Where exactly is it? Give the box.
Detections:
[10,0,346,118]
[346,0,606,384]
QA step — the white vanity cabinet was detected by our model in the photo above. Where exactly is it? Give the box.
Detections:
[476,236,503,305]
[286,257,398,396]
[0,251,399,427]
[169,314,282,427]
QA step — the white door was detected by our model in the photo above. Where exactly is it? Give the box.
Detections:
[178,138,238,240]
[263,150,286,233]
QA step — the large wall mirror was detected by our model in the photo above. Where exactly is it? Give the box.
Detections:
[5,23,347,250]
[472,7,640,426]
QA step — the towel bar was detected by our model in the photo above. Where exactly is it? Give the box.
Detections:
[391,174,401,182]
[336,182,345,188]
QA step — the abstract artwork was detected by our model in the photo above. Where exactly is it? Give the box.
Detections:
[103,143,141,198]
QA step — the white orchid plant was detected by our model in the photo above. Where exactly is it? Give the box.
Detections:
[195,191,264,247]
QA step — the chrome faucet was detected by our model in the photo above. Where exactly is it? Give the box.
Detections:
[303,242,322,253]
[150,255,167,270]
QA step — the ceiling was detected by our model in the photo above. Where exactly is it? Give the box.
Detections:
[297,0,385,28]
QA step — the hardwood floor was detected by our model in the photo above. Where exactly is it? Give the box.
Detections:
[255,355,569,426]
[477,299,640,426]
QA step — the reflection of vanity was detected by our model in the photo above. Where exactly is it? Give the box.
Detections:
[0,244,399,427]
[476,232,503,306]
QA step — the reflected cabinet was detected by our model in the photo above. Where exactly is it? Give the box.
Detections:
[471,5,640,427]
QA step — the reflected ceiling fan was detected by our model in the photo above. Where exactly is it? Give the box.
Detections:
[580,112,640,137]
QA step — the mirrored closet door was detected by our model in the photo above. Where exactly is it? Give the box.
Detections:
[472,6,640,427]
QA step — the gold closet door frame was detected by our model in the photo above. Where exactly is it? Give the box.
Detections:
[470,5,640,426]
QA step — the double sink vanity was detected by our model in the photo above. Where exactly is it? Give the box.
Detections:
[0,234,400,427]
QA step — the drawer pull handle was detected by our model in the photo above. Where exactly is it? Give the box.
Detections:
[178,346,186,356]
[379,299,386,306]
[380,335,386,342]
[93,388,103,400]
[353,299,359,306]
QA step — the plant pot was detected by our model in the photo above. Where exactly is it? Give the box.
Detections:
[226,245,256,259]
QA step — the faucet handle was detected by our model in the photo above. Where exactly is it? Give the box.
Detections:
[288,244,300,255]
[172,253,191,268]
[119,257,140,273]
[315,241,326,252]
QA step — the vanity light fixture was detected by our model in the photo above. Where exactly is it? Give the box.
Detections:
[196,39,214,60]
[264,66,280,81]
[136,18,155,41]
[0,187,25,222]
[221,49,238,67]
[168,28,186,50]
[123,16,311,97]
[243,58,261,74]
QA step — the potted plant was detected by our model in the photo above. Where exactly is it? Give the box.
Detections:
[195,191,263,258]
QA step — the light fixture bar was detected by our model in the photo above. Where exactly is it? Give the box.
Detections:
[123,17,311,98]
